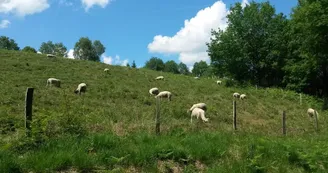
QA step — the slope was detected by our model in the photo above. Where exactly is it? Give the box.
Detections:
[1,49,328,172]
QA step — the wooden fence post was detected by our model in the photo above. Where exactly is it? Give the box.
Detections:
[25,88,34,137]
[282,111,286,136]
[314,111,319,132]
[155,97,160,135]
[233,100,237,130]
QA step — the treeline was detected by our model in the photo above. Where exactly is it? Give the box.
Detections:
[143,57,215,77]
[0,36,138,66]
[206,0,328,107]
[0,36,104,61]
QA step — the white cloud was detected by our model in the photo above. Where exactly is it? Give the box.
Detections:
[121,59,129,66]
[0,0,50,17]
[67,49,75,59]
[81,0,111,11]
[147,0,248,67]
[103,54,113,64]
[102,54,128,66]
[0,19,10,28]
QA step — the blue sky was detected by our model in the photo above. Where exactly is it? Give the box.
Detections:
[0,0,297,68]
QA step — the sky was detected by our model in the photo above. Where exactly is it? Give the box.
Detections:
[0,0,298,69]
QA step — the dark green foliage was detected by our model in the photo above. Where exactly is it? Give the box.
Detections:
[144,57,165,71]
[164,60,179,74]
[0,36,19,50]
[283,0,328,108]
[39,41,54,54]
[207,1,288,86]
[192,60,208,77]
[92,40,105,57]
[144,57,190,75]
[178,62,190,75]
[39,41,67,57]
[73,37,105,62]
[21,46,37,53]
[54,43,67,57]
[131,60,136,68]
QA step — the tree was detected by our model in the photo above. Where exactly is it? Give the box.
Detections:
[39,41,55,54]
[131,60,136,68]
[22,46,37,53]
[0,36,19,50]
[178,62,190,75]
[192,61,209,77]
[39,41,67,57]
[284,0,328,108]
[93,40,105,57]
[73,37,104,62]
[207,1,288,86]
[164,60,179,74]
[144,57,165,71]
[202,64,215,77]
[126,63,130,67]
[54,43,67,57]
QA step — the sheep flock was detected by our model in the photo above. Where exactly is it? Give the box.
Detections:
[45,67,320,125]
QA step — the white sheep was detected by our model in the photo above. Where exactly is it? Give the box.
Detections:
[216,80,222,85]
[104,68,109,72]
[155,76,164,80]
[240,94,246,100]
[233,92,240,98]
[47,54,56,58]
[155,91,172,101]
[307,108,319,119]
[46,78,61,87]
[149,87,159,96]
[194,77,199,79]
[190,107,209,123]
[74,83,87,95]
[189,103,207,112]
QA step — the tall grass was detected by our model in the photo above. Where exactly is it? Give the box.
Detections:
[2,132,328,172]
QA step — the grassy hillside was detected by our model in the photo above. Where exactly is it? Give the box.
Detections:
[1,49,328,172]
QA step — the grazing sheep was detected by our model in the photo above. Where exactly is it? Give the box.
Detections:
[74,83,87,95]
[190,107,209,123]
[240,94,246,100]
[216,80,222,85]
[189,103,207,112]
[47,54,56,58]
[155,91,172,101]
[104,68,109,72]
[155,76,164,80]
[46,78,61,87]
[307,108,319,119]
[149,87,159,96]
[233,92,240,98]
